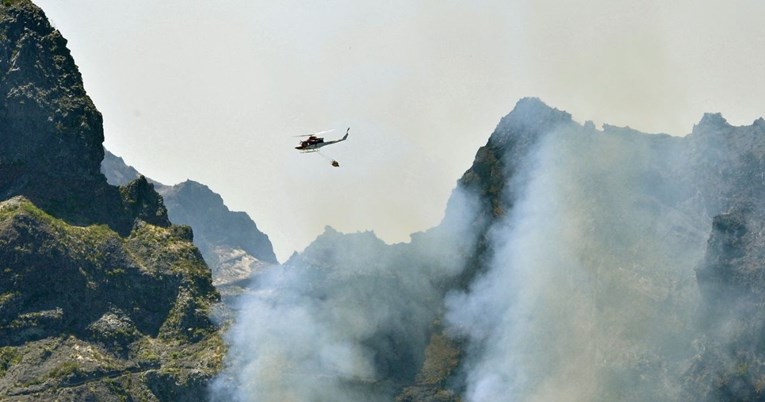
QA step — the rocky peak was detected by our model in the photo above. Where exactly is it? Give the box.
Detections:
[164,180,225,209]
[157,179,278,265]
[693,112,731,132]
[490,97,573,146]
[120,175,171,229]
[0,1,139,232]
[1,1,103,177]
[457,98,575,225]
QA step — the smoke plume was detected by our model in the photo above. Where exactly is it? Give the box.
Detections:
[445,108,716,401]
[211,187,481,401]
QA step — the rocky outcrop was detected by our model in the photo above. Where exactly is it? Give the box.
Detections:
[0,0,133,234]
[685,115,765,401]
[686,206,765,401]
[101,151,278,298]
[120,176,172,229]
[0,197,223,401]
[0,1,223,400]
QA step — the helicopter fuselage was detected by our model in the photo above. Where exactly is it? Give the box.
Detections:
[295,130,348,152]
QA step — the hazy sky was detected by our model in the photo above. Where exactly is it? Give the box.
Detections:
[35,0,765,261]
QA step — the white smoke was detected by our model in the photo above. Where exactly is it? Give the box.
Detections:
[446,122,710,401]
[211,187,481,401]
[211,263,380,401]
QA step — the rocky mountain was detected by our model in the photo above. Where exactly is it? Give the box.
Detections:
[0,1,222,400]
[101,151,278,299]
[218,97,765,402]
[435,98,765,401]
[100,151,142,188]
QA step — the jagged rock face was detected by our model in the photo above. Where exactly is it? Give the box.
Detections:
[452,98,576,284]
[687,114,765,312]
[101,150,278,296]
[0,1,131,232]
[158,180,277,265]
[0,0,102,177]
[0,196,216,343]
[458,98,573,219]
[0,2,223,400]
[397,99,581,400]
[686,118,765,401]
[0,197,223,401]
[686,208,765,400]
[121,176,172,229]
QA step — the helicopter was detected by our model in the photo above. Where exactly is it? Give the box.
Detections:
[295,127,350,152]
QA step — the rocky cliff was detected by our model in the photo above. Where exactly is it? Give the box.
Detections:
[684,115,765,401]
[0,0,132,234]
[158,180,277,297]
[101,151,278,299]
[0,1,223,400]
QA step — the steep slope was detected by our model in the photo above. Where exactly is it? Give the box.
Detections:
[101,151,278,297]
[684,115,765,401]
[439,99,765,401]
[158,181,277,278]
[0,1,222,400]
[0,0,131,234]
[100,150,142,188]
[438,99,700,401]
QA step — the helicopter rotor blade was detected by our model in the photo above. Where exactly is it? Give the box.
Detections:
[293,129,335,137]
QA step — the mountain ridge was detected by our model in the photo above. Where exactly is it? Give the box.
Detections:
[0,2,224,400]
[443,98,765,401]
[101,150,278,299]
